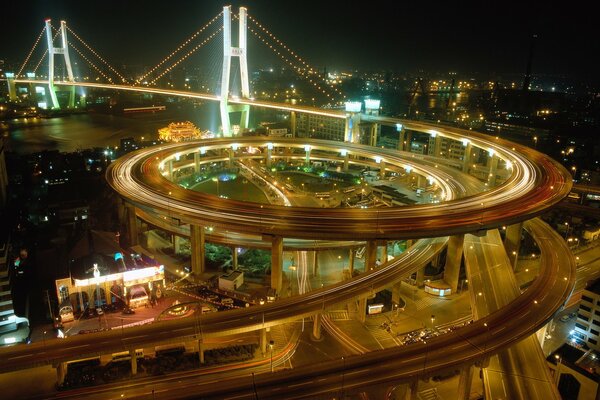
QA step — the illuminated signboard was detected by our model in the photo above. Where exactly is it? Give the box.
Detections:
[345,101,362,113]
[364,99,380,110]
[367,304,384,314]
[74,266,163,287]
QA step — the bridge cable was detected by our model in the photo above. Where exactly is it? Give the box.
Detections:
[16,26,47,78]
[32,51,48,75]
[68,42,114,83]
[137,11,223,84]
[149,27,223,86]
[244,20,339,104]
[66,26,128,83]
[245,14,345,103]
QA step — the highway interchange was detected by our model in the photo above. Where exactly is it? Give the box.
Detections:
[0,85,578,398]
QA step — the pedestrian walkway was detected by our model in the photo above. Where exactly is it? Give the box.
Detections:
[327,310,350,321]
[365,324,401,348]
[418,388,442,400]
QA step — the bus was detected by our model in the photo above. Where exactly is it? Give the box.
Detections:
[111,349,144,362]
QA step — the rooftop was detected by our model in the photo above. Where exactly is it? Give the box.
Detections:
[548,343,600,381]
[586,278,600,296]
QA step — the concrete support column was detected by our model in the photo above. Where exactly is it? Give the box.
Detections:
[405,131,413,153]
[304,146,311,166]
[260,328,267,355]
[194,152,200,173]
[173,235,183,254]
[357,297,367,323]
[129,350,138,375]
[228,148,234,168]
[433,135,442,157]
[462,142,472,173]
[403,379,419,400]
[457,364,474,400]
[67,85,75,108]
[443,234,465,293]
[504,222,523,270]
[369,124,378,147]
[391,282,402,305]
[488,155,499,186]
[380,242,388,263]
[198,340,205,364]
[270,236,283,293]
[365,241,377,271]
[190,224,205,275]
[232,247,239,269]
[398,129,406,151]
[416,267,425,288]
[56,362,67,386]
[343,152,349,172]
[266,147,272,167]
[290,111,296,138]
[125,204,138,246]
[6,76,17,101]
[168,160,173,180]
[348,248,355,276]
[312,250,319,277]
[417,175,424,189]
[313,313,322,340]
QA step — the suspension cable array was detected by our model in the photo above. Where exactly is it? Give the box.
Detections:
[16,26,47,77]
[68,42,113,82]
[66,26,128,83]
[245,14,345,103]
[138,11,223,84]
[148,26,223,86]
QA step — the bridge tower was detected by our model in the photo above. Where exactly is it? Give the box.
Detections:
[44,19,75,109]
[220,6,251,137]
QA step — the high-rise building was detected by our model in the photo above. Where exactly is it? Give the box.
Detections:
[574,279,600,349]
[295,114,345,142]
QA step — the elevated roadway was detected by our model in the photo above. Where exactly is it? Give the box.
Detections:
[464,222,563,399]
[44,217,572,400]
[107,135,571,240]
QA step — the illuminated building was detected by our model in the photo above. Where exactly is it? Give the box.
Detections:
[295,113,346,141]
[55,231,165,312]
[573,279,600,350]
[158,121,202,142]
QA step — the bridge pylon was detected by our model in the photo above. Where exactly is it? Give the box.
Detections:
[45,19,75,109]
[220,6,251,137]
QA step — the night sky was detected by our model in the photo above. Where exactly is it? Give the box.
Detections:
[2,0,598,82]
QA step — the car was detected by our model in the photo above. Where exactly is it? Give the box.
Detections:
[122,307,135,315]
[559,315,571,322]
[96,308,104,316]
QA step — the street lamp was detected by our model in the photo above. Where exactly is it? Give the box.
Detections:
[554,354,562,385]
[212,177,220,197]
[430,314,435,329]
[269,340,275,372]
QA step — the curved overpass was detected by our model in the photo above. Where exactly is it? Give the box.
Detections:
[107,134,570,241]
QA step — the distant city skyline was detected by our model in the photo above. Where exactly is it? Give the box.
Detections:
[1,0,598,83]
